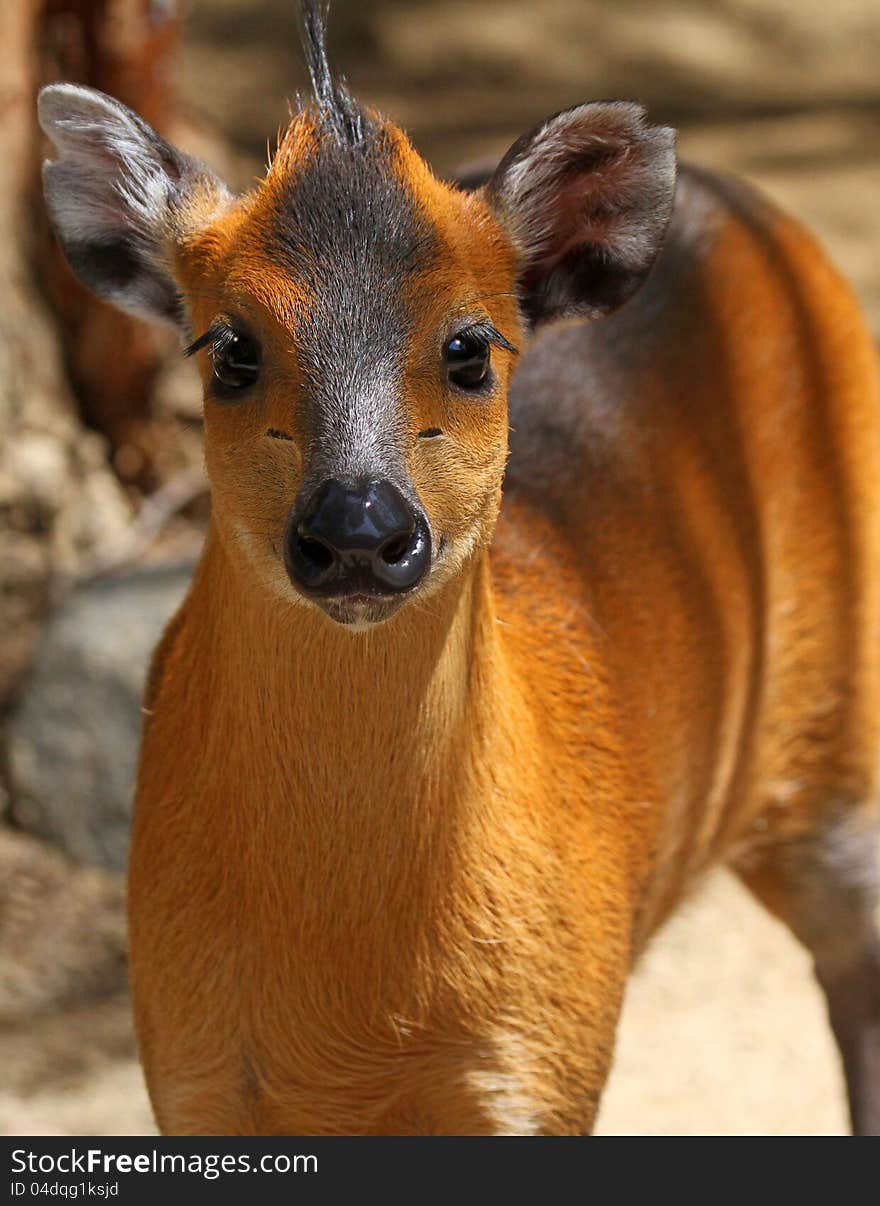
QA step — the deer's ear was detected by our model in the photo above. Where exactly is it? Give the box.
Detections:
[38,84,230,328]
[486,102,676,326]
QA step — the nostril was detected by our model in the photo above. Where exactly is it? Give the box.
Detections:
[285,481,430,598]
[297,535,334,572]
[379,532,412,565]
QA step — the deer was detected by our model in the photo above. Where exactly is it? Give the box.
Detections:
[38,1,880,1135]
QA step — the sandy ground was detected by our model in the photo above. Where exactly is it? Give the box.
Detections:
[3,0,879,1137]
[598,871,850,1135]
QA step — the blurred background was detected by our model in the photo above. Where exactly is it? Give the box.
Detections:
[1,0,879,1135]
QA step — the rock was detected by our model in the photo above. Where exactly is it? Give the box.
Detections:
[0,829,127,1027]
[6,563,194,871]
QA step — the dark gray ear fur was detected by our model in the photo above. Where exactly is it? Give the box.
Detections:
[38,84,230,328]
[486,101,676,326]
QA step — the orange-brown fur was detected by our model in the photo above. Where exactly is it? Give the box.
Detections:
[129,117,880,1134]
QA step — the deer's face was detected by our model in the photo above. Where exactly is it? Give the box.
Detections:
[39,81,675,629]
[176,119,521,627]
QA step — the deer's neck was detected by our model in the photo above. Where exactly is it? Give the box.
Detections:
[147,530,538,1016]
[194,530,516,832]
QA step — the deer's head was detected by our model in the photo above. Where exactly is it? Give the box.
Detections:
[39,3,675,630]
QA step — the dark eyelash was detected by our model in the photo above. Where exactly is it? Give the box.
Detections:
[184,321,236,359]
[185,319,516,360]
[458,320,519,355]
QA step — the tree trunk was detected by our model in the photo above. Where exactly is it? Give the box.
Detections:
[0,1,202,701]
[37,0,186,482]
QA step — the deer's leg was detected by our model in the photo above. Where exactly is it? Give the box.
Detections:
[732,809,880,1135]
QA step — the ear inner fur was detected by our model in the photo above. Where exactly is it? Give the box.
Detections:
[486,101,676,324]
[38,84,230,327]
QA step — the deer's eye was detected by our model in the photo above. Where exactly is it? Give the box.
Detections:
[444,331,490,391]
[212,331,260,391]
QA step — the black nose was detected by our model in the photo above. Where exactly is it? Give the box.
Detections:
[285,479,431,598]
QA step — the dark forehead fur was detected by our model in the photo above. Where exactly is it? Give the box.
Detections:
[250,3,443,483]
[267,123,437,295]
[262,123,440,480]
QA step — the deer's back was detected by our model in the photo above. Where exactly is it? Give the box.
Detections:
[496,164,880,937]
